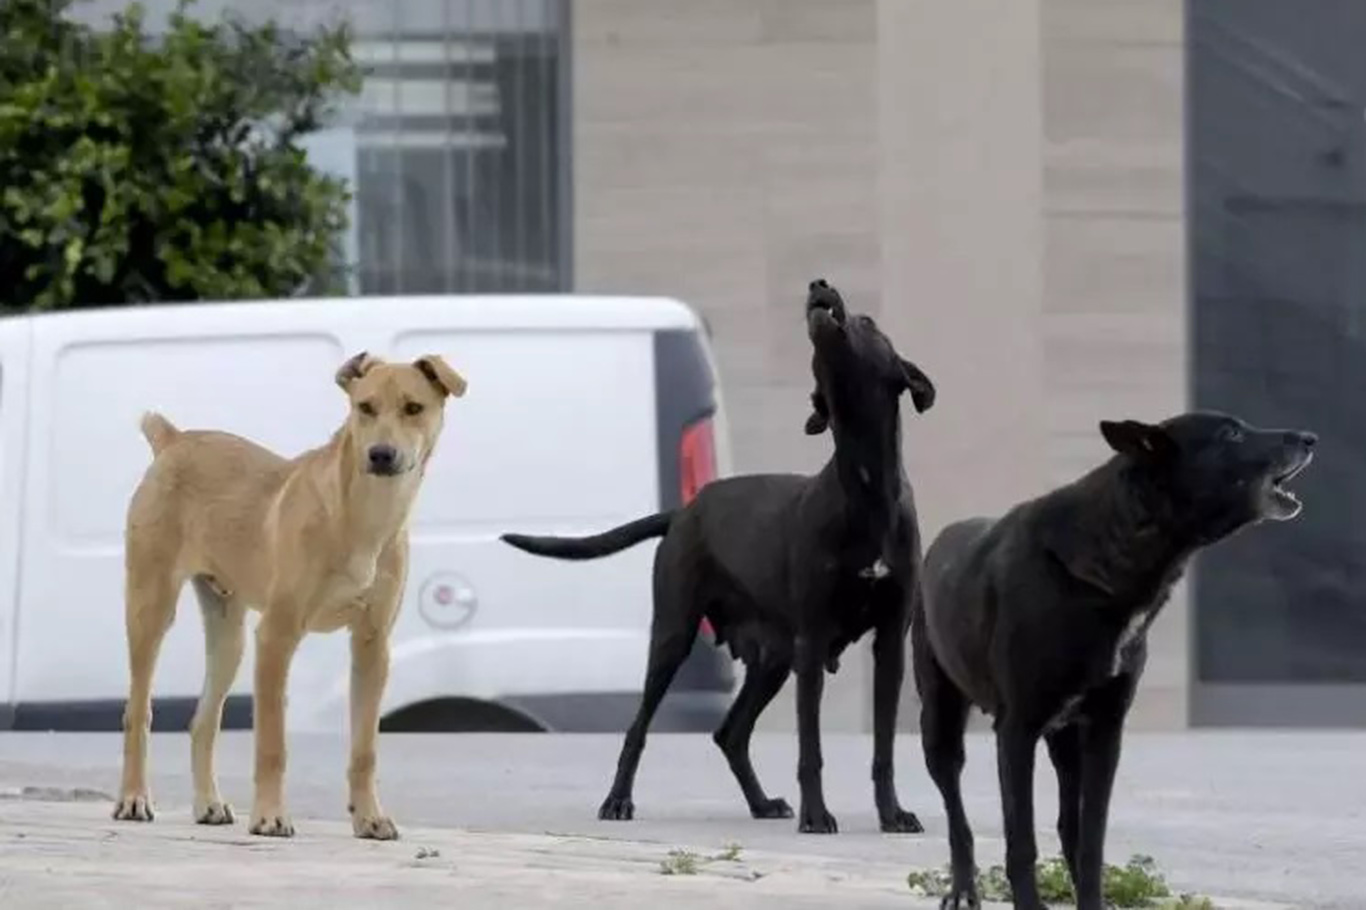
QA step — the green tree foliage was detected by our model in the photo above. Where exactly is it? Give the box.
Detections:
[0,0,362,311]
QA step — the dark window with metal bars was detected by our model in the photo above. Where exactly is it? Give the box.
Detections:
[351,0,569,294]
[78,0,571,296]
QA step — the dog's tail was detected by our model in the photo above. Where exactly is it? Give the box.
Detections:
[140,411,180,456]
[500,512,674,561]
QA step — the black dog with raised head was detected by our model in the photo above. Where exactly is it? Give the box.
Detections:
[917,412,1315,910]
[502,279,934,834]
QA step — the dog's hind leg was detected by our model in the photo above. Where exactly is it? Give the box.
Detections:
[599,578,699,821]
[713,653,792,819]
[114,562,180,823]
[916,651,978,908]
[189,576,246,825]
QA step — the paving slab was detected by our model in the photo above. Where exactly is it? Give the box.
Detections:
[0,731,1356,908]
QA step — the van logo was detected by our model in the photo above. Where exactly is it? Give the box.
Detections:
[418,572,477,630]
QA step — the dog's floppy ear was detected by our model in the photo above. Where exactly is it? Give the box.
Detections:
[1100,419,1174,461]
[804,389,830,435]
[414,354,468,398]
[335,351,379,390]
[899,358,936,413]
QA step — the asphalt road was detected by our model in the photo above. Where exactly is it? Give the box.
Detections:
[0,731,1360,908]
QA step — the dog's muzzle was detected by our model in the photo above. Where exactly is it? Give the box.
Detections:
[367,444,404,476]
[1261,431,1316,521]
[806,279,847,327]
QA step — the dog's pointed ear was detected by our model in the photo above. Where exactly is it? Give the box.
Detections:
[1100,419,1174,461]
[414,354,468,399]
[335,351,378,390]
[804,390,830,435]
[899,358,936,413]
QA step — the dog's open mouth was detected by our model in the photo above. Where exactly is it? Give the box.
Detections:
[806,279,847,328]
[1265,451,1313,519]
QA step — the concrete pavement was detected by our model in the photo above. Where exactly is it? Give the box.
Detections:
[0,731,1359,908]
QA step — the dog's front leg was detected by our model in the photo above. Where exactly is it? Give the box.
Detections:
[871,621,922,833]
[348,622,398,840]
[1073,678,1133,909]
[794,635,837,834]
[250,612,302,837]
[996,721,1045,910]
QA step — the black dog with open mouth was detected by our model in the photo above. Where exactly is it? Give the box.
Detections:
[917,412,1316,910]
[502,279,935,834]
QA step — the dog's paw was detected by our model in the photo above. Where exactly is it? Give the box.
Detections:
[353,813,400,841]
[939,888,981,910]
[597,795,635,821]
[879,807,924,834]
[750,797,794,820]
[112,794,154,822]
[194,800,235,826]
[249,814,295,838]
[797,805,838,834]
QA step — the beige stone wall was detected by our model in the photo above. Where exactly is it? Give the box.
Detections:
[573,0,1188,731]
[573,0,882,477]
[571,0,884,729]
[875,0,1048,734]
[1039,0,1188,728]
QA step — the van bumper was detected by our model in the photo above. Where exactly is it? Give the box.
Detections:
[504,690,731,733]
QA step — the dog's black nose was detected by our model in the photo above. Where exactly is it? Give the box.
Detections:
[809,279,829,292]
[368,445,398,473]
[1296,431,1318,448]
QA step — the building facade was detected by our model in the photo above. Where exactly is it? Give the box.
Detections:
[576,0,1366,733]
[574,0,1194,732]
[85,0,1366,731]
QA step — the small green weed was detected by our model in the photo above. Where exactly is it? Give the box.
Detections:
[1159,898,1217,910]
[906,854,1217,908]
[716,842,743,862]
[659,843,745,876]
[660,849,702,876]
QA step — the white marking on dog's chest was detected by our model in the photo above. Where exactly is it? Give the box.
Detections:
[1044,694,1084,733]
[859,558,890,580]
[1111,611,1153,676]
[1047,612,1158,732]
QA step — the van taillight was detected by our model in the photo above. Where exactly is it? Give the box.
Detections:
[680,415,718,637]
[679,415,717,505]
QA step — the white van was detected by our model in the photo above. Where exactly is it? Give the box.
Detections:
[0,295,736,734]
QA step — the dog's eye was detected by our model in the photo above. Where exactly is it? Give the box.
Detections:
[358,401,377,417]
[1222,425,1244,443]
[404,401,424,417]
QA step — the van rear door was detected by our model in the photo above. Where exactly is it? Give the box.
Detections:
[13,307,347,726]
[0,320,31,721]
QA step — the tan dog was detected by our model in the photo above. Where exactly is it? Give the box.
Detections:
[112,351,466,839]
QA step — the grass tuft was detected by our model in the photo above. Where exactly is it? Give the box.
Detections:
[907,854,1217,908]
